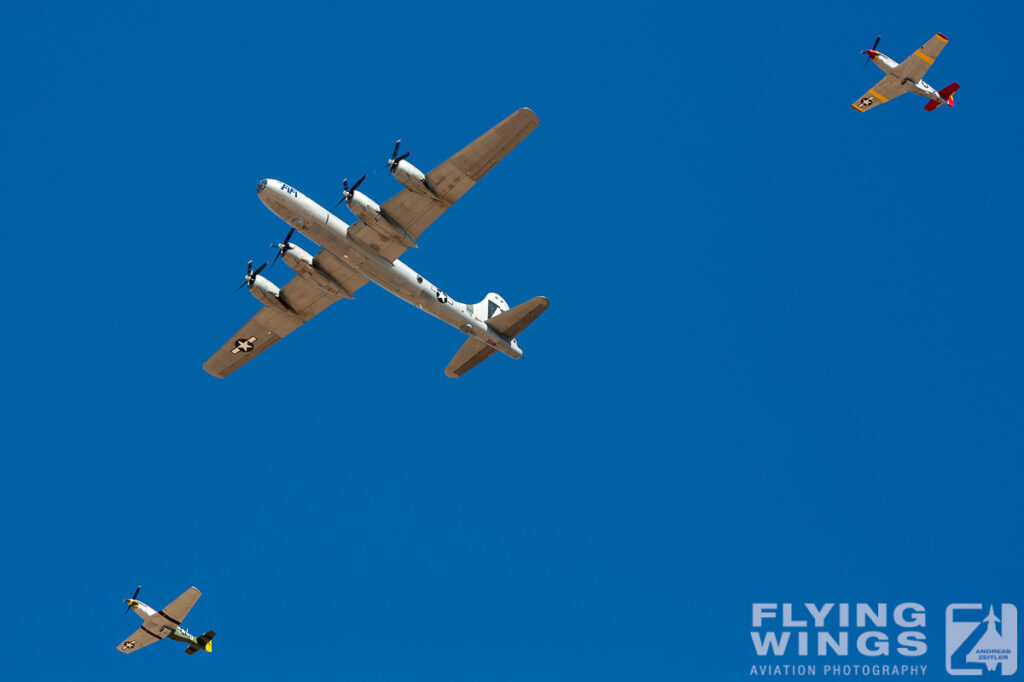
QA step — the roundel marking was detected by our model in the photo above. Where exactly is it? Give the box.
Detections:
[232,336,257,354]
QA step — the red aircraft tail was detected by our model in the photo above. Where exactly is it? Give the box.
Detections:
[925,83,959,111]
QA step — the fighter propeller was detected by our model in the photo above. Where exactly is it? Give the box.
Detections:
[123,585,141,615]
[270,228,296,268]
[861,35,881,67]
[334,175,366,207]
[235,260,268,291]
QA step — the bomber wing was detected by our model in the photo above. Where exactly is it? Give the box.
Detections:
[346,108,539,261]
[852,74,907,112]
[204,250,368,378]
[892,33,949,84]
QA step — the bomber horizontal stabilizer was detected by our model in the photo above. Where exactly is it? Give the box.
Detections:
[445,338,496,378]
[487,296,550,338]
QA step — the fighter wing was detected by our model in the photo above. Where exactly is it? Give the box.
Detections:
[851,74,907,112]
[157,586,201,626]
[892,33,949,84]
[117,624,165,653]
[204,251,369,378]
[347,108,539,262]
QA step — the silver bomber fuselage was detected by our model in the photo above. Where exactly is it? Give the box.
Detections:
[257,179,521,359]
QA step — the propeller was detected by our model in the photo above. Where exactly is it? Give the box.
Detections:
[235,259,268,291]
[123,585,141,615]
[270,227,296,268]
[861,35,881,67]
[387,139,411,174]
[334,175,366,207]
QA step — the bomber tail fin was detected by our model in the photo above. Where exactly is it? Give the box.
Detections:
[444,296,550,378]
[471,292,511,323]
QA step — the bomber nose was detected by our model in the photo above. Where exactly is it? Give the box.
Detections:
[257,178,282,209]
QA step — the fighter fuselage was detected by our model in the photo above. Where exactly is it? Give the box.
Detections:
[865,50,943,101]
[125,600,203,648]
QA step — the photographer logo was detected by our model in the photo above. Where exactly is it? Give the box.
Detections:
[946,604,1017,676]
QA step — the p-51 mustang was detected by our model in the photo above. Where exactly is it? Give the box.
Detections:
[117,586,215,655]
[853,34,959,112]
[204,108,548,379]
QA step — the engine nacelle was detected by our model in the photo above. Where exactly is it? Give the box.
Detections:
[282,244,353,298]
[249,275,292,313]
[392,159,441,200]
[346,190,417,248]
[346,189,383,225]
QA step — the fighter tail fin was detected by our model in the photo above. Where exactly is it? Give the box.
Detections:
[926,82,959,110]
[185,631,216,655]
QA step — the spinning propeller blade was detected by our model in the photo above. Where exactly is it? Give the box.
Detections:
[270,227,296,267]
[235,260,253,291]
[334,175,367,207]
[862,35,881,67]
[388,139,411,174]
[123,585,141,615]
[375,140,412,174]
[235,260,267,291]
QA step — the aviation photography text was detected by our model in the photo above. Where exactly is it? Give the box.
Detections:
[750,603,929,678]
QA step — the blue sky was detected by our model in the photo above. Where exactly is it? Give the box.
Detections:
[1,1,1021,679]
